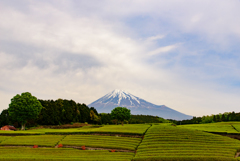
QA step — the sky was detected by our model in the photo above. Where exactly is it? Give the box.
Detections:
[0,0,240,117]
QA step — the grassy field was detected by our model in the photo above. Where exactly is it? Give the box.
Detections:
[60,135,141,150]
[0,147,135,161]
[179,122,240,133]
[134,123,240,161]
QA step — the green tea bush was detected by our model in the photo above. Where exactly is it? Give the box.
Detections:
[60,135,142,150]
[0,147,135,161]
[0,135,64,147]
[134,123,240,161]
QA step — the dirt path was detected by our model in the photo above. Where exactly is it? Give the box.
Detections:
[62,145,135,152]
[235,152,240,158]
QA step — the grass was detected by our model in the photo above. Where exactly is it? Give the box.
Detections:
[60,135,142,150]
[0,135,65,147]
[134,123,240,161]
[0,147,135,161]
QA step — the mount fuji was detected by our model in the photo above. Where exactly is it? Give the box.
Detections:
[88,89,192,120]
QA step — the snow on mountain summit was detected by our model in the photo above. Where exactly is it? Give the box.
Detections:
[88,89,193,120]
[104,89,140,105]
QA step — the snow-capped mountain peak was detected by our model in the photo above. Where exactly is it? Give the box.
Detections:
[104,89,140,105]
[88,89,193,120]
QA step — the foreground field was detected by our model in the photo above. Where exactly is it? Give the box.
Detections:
[134,123,240,161]
[1,123,240,160]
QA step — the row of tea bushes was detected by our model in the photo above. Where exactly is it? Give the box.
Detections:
[88,124,151,135]
[0,136,9,143]
[2,124,151,135]
[134,123,240,161]
[179,122,239,134]
[60,135,142,151]
[0,135,65,147]
[0,147,135,161]
[0,134,142,150]
[0,130,44,135]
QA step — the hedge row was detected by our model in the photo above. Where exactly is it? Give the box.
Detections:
[5,124,151,136]
[60,135,141,150]
[0,135,65,147]
[0,147,135,161]
[179,122,239,133]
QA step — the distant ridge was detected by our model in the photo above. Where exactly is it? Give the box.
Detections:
[88,89,192,120]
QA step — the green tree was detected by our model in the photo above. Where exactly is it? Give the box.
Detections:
[111,107,131,126]
[8,92,42,130]
[78,103,90,123]
[221,114,226,121]
[0,109,11,127]
[216,115,221,122]
[213,115,216,122]
[99,113,112,124]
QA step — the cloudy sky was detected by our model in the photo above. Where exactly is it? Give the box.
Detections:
[1,0,240,117]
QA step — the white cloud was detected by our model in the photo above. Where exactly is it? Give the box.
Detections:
[0,0,240,117]
[146,35,165,42]
[148,44,178,56]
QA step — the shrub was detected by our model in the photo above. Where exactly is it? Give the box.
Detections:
[82,145,86,150]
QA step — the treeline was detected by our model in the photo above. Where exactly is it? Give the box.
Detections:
[99,114,168,124]
[129,115,169,124]
[0,99,167,128]
[169,112,240,125]
[0,99,93,127]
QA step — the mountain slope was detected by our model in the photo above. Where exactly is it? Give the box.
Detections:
[88,89,192,120]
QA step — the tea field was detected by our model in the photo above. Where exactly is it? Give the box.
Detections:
[60,135,141,151]
[134,123,240,161]
[0,135,65,147]
[179,122,240,134]
[0,124,151,135]
[0,147,135,161]
[1,123,240,160]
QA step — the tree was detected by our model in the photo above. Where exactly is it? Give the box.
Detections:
[8,92,42,130]
[216,115,221,122]
[78,103,90,123]
[0,109,11,127]
[221,114,226,122]
[111,107,131,126]
[213,115,216,122]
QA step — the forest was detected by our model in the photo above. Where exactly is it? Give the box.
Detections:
[0,99,165,128]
